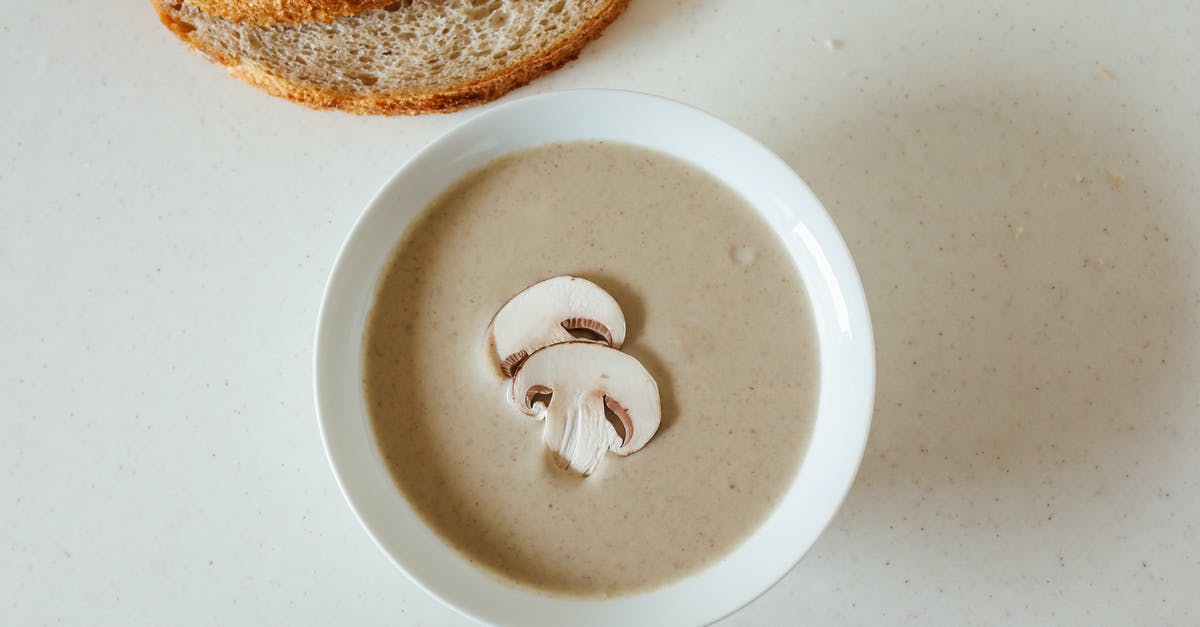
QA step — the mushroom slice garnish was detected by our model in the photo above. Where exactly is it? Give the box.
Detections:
[486,276,626,377]
[510,342,661,476]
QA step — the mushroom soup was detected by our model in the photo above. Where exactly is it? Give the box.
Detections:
[363,141,819,596]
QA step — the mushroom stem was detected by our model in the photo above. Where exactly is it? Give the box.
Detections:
[541,391,613,476]
[512,342,661,476]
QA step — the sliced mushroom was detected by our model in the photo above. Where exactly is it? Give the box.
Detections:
[486,276,626,377]
[510,342,660,476]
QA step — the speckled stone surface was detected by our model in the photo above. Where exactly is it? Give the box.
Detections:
[2,1,1197,624]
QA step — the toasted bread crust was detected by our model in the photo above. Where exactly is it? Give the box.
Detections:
[185,0,397,25]
[153,0,630,116]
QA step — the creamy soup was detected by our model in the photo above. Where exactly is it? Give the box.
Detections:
[363,141,819,597]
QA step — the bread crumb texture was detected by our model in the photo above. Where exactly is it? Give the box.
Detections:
[185,0,397,25]
[155,0,629,114]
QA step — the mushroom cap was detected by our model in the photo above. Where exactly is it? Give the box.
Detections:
[511,341,661,457]
[486,276,626,377]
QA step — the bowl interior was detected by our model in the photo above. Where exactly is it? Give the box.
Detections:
[315,90,874,627]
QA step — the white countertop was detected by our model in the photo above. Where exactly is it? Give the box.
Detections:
[4,1,1198,624]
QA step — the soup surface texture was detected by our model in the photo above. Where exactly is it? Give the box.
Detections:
[363,141,819,596]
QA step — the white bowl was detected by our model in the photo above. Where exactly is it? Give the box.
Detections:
[314,90,875,627]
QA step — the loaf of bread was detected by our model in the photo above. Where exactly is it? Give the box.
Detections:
[154,0,630,115]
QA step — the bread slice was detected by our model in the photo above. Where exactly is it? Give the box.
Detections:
[184,0,397,25]
[154,0,630,115]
